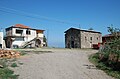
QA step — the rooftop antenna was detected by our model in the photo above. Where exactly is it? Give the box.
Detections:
[78,24,81,29]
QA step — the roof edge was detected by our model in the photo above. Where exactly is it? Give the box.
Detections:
[65,27,101,34]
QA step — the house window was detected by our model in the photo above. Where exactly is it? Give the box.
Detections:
[97,37,98,40]
[26,30,31,35]
[16,29,23,34]
[90,37,92,40]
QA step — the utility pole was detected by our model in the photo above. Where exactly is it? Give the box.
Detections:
[47,29,49,47]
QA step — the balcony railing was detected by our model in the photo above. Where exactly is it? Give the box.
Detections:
[6,33,25,37]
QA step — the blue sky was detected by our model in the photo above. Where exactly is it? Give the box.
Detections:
[0,0,120,47]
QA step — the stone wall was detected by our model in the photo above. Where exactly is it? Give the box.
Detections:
[65,28,102,48]
[80,31,102,48]
[65,29,81,48]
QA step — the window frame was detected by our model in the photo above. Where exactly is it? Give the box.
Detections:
[90,37,92,40]
[16,29,23,34]
[26,30,31,35]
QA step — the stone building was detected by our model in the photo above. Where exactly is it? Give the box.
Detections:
[64,28,102,48]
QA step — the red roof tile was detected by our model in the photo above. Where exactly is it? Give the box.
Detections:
[103,33,120,38]
[102,34,112,37]
[14,24,30,29]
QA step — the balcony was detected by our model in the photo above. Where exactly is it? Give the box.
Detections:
[6,33,25,37]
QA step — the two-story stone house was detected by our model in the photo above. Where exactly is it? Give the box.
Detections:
[5,24,45,48]
[65,28,102,48]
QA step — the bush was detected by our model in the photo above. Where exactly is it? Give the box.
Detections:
[99,27,120,70]
[89,26,120,79]
[89,53,120,79]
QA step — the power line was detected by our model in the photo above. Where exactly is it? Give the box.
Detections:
[0,6,79,26]
[0,9,49,21]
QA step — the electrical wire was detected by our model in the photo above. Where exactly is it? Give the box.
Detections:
[0,6,79,26]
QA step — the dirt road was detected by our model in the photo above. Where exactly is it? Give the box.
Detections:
[14,48,114,79]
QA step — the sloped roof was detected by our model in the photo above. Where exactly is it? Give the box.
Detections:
[6,24,44,31]
[102,34,113,38]
[64,28,101,34]
[103,32,120,38]
[14,24,30,29]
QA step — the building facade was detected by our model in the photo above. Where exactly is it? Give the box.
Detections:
[0,32,3,48]
[65,28,102,48]
[5,24,45,48]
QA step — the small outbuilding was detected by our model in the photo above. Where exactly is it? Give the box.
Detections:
[102,32,120,43]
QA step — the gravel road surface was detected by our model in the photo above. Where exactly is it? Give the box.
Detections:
[13,48,114,79]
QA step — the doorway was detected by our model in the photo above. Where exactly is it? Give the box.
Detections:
[71,41,74,48]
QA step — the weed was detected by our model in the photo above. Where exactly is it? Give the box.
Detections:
[11,63,18,67]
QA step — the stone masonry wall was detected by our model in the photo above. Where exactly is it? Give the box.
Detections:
[80,31,102,48]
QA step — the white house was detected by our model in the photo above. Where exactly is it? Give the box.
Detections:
[5,24,45,48]
[0,32,3,48]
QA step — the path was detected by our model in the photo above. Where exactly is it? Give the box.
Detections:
[13,48,114,79]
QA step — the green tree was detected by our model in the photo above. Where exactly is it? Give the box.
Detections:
[102,26,120,70]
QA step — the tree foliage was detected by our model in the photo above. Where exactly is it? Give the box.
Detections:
[88,27,94,30]
[100,26,120,70]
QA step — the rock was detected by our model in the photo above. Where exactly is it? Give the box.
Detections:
[0,65,3,68]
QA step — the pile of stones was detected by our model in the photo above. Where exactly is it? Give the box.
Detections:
[0,49,20,58]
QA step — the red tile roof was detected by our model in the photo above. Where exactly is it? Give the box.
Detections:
[102,34,113,37]
[14,24,30,29]
[103,33,120,38]
[6,24,44,32]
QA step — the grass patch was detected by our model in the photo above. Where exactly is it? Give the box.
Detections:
[14,50,27,56]
[0,59,8,68]
[11,63,18,68]
[89,53,99,65]
[34,51,53,54]
[15,49,53,55]
[0,59,19,79]
[20,50,53,54]
[89,53,120,79]
[20,52,27,56]
[0,68,19,79]
[9,58,17,62]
